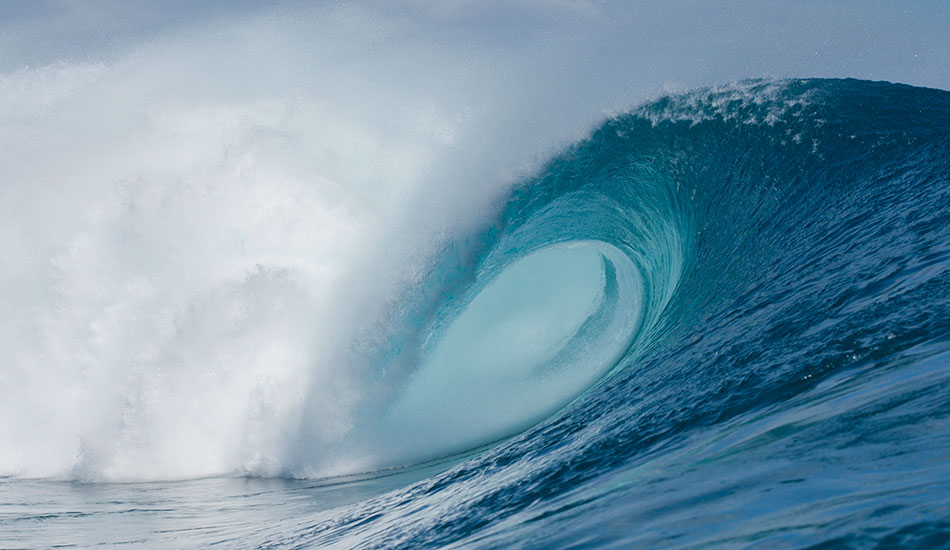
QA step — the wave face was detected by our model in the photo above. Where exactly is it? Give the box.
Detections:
[3,78,950,548]
[281,79,950,547]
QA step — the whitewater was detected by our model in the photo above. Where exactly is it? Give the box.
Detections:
[1,3,949,548]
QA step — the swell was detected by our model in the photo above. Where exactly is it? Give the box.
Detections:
[295,78,950,547]
[295,78,950,478]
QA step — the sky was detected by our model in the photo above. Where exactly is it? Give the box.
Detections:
[1,1,948,90]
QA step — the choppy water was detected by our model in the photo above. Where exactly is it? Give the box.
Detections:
[3,79,949,548]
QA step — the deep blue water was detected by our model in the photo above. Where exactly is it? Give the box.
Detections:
[3,78,949,549]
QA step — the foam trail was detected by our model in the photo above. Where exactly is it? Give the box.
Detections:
[1,2,948,481]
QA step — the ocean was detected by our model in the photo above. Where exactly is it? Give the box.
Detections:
[2,77,948,548]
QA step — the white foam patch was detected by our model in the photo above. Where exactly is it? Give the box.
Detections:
[0,5,592,481]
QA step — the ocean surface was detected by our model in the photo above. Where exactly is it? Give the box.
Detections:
[2,78,949,548]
